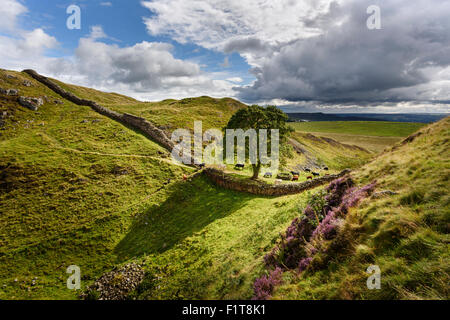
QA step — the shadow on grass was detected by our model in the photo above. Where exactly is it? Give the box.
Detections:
[114,175,256,262]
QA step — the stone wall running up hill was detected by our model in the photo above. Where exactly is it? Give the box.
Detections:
[22,69,174,151]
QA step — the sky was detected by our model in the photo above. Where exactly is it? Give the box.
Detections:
[0,0,449,113]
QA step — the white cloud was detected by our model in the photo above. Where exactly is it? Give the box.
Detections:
[0,0,27,31]
[142,0,339,50]
[226,77,243,83]
[44,32,236,100]
[0,29,59,71]
[100,2,113,6]
[0,2,235,102]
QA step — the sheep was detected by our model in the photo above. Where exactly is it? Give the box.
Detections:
[235,163,245,170]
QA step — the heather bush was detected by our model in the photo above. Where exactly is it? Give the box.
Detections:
[324,176,354,210]
[264,204,319,269]
[312,181,377,241]
[298,257,313,272]
[306,190,328,226]
[256,176,376,297]
[252,267,283,300]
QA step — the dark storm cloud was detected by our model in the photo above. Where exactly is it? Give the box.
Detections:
[235,0,450,106]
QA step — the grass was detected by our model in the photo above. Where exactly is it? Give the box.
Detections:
[289,132,372,170]
[0,69,192,299]
[272,117,450,300]
[290,121,426,154]
[2,68,446,300]
[106,96,247,133]
[290,121,425,137]
[50,78,248,133]
[302,132,402,154]
[0,69,313,300]
[117,175,311,299]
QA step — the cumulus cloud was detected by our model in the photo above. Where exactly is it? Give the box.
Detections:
[143,0,450,111]
[45,31,235,100]
[0,0,27,31]
[233,0,450,107]
[0,0,59,70]
[142,0,338,49]
[0,2,235,101]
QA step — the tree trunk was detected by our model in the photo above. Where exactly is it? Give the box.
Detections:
[251,161,262,180]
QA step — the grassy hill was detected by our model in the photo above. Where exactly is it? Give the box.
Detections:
[51,77,247,133]
[1,68,444,300]
[0,69,364,299]
[271,117,449,299]
[0,69,192,299]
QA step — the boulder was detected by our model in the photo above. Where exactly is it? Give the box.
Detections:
[18,96,43,111]
[0,88,18,96]
[22,80,32,87]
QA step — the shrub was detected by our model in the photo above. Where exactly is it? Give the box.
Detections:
[252,267,283,300]
[257,176,376,298]
[264,208,316,269]
[306,190,328,226]
[298,257,313,272]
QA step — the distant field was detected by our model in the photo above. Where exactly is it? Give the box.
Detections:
[290,121,425,137]
[291,121,426,153]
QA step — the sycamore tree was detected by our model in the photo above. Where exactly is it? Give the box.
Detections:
[224,105,293,180]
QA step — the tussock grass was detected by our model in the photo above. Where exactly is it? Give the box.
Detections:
[272,117,450,300]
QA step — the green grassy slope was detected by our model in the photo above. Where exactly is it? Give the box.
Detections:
[273,117,450,300]
[289,132,372,170]
[108,96,247,133]
[290,121,425,137]
[0,69,192,299]
[117,175,313,299]
[0,69,346,300]
[50,78,247,133]
[1,68,420,300]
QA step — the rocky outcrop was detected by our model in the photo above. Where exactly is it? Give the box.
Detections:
[203,168,351,196]
[18,96,43,111]
[0,88,19,96]
[22,69,174,151]
[81,263,145,300]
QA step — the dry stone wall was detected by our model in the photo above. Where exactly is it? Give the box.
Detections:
[203,168,351,196]
[22,69,174,151]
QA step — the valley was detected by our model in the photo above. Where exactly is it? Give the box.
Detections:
[0,68,448,300]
